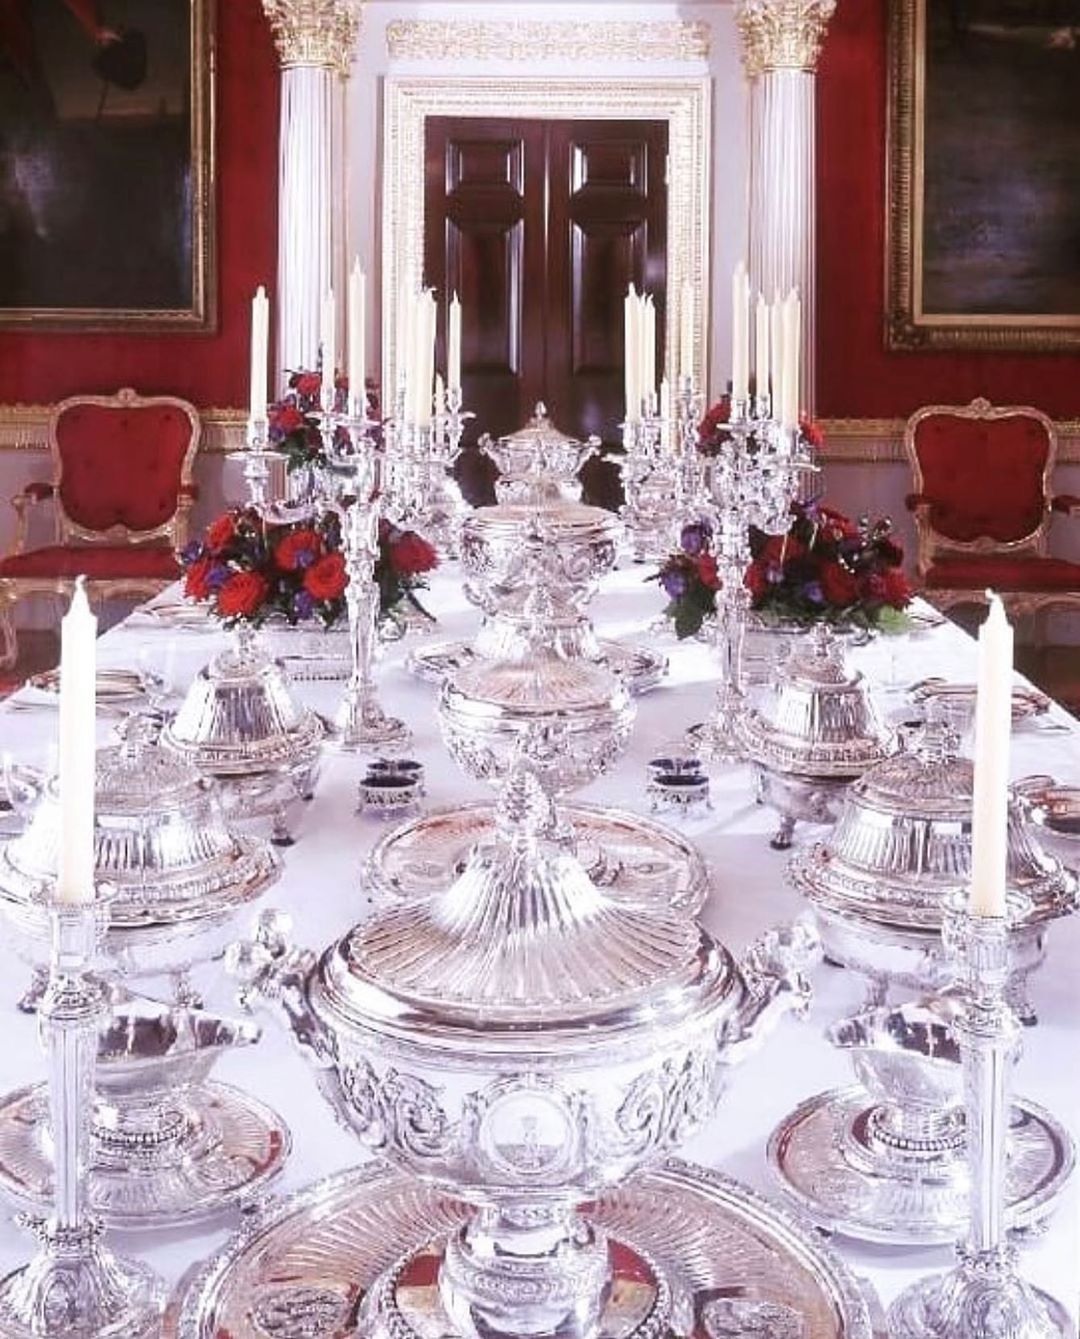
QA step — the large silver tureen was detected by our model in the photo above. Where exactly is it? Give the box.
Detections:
[788,722,1078,1021]
[479,402,600,504]
[233,768,815,1339]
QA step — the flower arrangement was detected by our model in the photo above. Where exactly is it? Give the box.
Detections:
[268,369,380,472]
[180,507,437,628]
[696,395,825,456]
[654,500,913,639]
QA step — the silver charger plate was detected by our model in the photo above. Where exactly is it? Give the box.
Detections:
[406,637,668,695]
[0,1081,290,1229]
[767,1086,1073,1246]
[367,800,709,915]
[908,678,1051,725]
[165,1158,882,1339]
[26,666,148,704]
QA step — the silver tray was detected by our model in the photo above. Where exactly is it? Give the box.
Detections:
[908,678,1051,727]
[366,800,709,915]
[767,1086,1073,1246]
[166,1158,882,1339]
[407,637,668,695]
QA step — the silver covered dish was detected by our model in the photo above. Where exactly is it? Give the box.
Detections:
[479,402,599,503]
[741,625,893,779]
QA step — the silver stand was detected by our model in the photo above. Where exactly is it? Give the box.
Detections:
[887,907,1071,1339]
[0,898,164,1339]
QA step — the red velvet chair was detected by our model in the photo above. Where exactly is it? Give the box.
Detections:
[0,389,200,667]
[904,398,1080,619]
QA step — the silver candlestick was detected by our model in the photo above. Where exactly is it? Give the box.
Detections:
[227,417,286,513]
[887,901,1072,1339]
[0,894,165,1339]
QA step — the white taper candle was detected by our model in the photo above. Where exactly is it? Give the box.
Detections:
[970,592,1014,918]
[56,577,97,904]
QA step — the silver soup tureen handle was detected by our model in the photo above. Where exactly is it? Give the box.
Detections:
[720,918,820,1066]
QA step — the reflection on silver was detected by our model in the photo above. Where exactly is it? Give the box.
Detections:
[166,1160,878,1339]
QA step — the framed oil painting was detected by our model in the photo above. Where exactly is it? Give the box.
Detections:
[0,0,214,330]
[886,0,1080,350]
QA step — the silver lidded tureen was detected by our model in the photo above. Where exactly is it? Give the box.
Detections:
[741,625,894,848]
[232,763,817,1339]
[480,402,600,504]
[162,625,324,845]
[788,721,1078,1022]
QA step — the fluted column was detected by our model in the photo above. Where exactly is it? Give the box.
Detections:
[262,0,362,383]
[737,0,836,414]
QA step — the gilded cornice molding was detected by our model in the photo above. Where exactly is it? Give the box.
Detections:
[736,0,837,79]
[385,20,710,64]
[0,406,247,455]
[261,0,362,77]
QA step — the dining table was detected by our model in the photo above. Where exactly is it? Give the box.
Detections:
[0,563,1077,1332]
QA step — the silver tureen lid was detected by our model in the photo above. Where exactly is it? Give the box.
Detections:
[444,650,630,720]
[789,722,1077,931]
[463,500,623,549]
[740,625,893,778]
[0,718,280,927]
[163,628,323,776]
[311,771,737,1059]
[479,403,600,486]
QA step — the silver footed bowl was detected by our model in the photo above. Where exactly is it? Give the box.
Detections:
[231,771,817,1339]
[162,626,323,778]
[439,651,635,797]
[741,624,893,779]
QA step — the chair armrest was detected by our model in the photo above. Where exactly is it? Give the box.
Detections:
[179,483,200,501]
[6,483,56,557]
[1051,493,1080,517]
[904,491,929,512]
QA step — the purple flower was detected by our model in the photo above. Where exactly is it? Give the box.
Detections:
[180,540,204,565]
[293,589,315,619]
[803,581,824,604]
[206,564,230,591]
[680,521,712,556]
[661,568,690,600]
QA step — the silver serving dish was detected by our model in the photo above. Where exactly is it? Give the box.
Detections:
[480,402,600,504]
[768,998,1074,1244]
[788,723,1078,1021]
[233,768,817,1339]
[741,625,893,779]
[439,650,635,797]
[162,628,323,843]
[0,993,289,1226]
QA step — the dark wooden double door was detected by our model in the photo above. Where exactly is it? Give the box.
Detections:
[424,116,668,506]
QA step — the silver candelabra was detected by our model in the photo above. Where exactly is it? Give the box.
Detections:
[385,386,472,557]
[888,900,1071,1339]
[0,894,165,1339]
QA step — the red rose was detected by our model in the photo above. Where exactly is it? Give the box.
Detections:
[761,534,804,567]
[275,528,323,571]
[217,571,268,618]
[389,530,438,577]
[271,403,306,434]
[184,556,214,601]
[819,561,859,607]
[290,372,322,399]
[206,514,236,552]
[303,552,348,601]
[880,567,912,608]
[817,505,859,540]
[695,553,720,590]
[744,561,769,601]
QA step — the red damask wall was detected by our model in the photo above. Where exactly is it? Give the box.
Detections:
[0,0,278,408]
[816,0,1080,419]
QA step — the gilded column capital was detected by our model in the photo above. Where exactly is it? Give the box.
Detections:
[261,0,363,77]
[736,0,837,79]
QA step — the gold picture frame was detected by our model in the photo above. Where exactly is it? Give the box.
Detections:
[886,0,1080,352]
[0,0,215,331]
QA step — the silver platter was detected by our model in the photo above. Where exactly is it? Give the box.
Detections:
[0,1082,290,1229]
[366,800,709,915]
[767,1086,1073,1246]
[166,1158,882,1339]
[407,638,668,695]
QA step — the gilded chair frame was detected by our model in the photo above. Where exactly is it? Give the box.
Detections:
[0,388,201,668]
[904,397,1080,619]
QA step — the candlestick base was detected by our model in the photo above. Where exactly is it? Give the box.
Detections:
[0,1218,165,1339]
[330,691,411,755]
[687,687,748,766]
[887,1242,1071,1339]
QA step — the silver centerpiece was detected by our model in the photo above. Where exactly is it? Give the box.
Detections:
[743,626,894,849]
[162,625,324,846]
[232,769,818,1339]
[788,722,1078,1022]
[480,402,599,504]
[767,997,1073,1244]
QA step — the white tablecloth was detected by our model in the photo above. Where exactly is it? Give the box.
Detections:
[1,567,1078,1328]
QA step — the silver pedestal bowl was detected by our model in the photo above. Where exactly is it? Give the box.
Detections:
[788,723,1078,1022]
[162,626,324,846]
[231,765,818,1339]
[741,626,894,849]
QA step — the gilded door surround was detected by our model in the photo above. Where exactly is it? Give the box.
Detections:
[385,20,710,64]
[380,77,712,406]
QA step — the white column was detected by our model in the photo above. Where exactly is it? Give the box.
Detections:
[738,0,836,415]
[262,1,363,384]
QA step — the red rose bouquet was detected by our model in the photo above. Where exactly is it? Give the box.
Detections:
[652,520,721,639]
[696,396,825,457]
[181,506,437,628]
[268,369,381,472]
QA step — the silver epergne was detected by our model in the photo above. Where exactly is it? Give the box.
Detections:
[888,904,1072,1338]
[0,896,164,1338]
[689,396,815,764]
